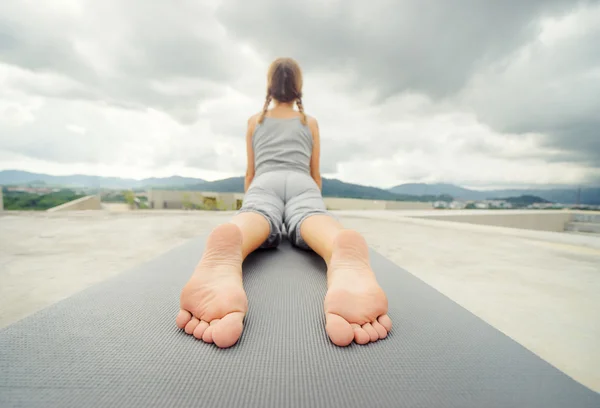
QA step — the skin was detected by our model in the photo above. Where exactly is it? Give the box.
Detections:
[177,99,391,348]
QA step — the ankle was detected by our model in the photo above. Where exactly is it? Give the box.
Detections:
[330,230,370,266]
[197,224,243,270]
[199,248,242,269]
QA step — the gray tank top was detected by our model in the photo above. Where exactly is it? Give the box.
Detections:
[252,117,313,176]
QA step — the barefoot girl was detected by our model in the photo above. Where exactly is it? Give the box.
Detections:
[176,58,392,348]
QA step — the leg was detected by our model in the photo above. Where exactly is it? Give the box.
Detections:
[284,173,391,347]
[300,216,392,346]
[176,175,284,348]
[231,212,275,259]
[296,214,343,265]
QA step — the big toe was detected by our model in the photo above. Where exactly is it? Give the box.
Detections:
[211,312,245,348]
[325,313,354,347]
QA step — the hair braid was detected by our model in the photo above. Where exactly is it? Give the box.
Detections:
[296,97,307,126]
[296,96,306,126]
[257,94,272,124]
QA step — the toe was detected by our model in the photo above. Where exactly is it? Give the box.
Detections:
[372,320,388,339]
[202,318,220,343]
[212,312,245,348]
[362,323,379,342]
[378,314,392,332]
[176,309,192,329]
[193,320,209,340]
[325,313,354,346]
[184,317,200,334]
[202,325,214,343]
[352,324,370,345]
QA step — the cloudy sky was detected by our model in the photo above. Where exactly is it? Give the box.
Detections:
[1,0,599,189]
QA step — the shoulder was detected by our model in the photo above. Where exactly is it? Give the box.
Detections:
[305,114,318,127]
[305,115,319,138]
[248,113,261,126]
[246,113,261,136]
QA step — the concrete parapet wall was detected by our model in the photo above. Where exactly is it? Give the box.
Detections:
[572,213,600,223]
[47,195,102,212]
[147,190,432,211]
[384,200,433,210]
[412,210,574,232]
[324,197,432,211]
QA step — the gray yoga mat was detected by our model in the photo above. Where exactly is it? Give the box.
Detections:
[1,236,599,408]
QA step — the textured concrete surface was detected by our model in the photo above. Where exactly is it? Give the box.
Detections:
[0,210,599,392]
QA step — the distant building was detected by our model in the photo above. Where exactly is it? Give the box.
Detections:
[450,201,466,209]
[485,200,512,209]
[148,190,244,211]
[531,202,559,209]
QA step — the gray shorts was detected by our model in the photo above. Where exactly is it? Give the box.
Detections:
[238,170,328,249]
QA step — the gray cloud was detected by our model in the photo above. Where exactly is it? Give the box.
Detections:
[216,0,583,98]
[0,0,242,123]
[0,93,218,170]
[459,10,600,167]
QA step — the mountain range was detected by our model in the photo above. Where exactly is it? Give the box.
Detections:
[389,183,600,205]
[0,170,205,189]
[1,170,599,204]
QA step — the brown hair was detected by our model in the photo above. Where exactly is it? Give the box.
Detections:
[257,57,307,125]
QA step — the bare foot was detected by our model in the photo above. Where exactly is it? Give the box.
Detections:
[176,223,248,348]
[324,230,392,346]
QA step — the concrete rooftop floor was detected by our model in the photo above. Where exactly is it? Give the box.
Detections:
[0,210,599,393]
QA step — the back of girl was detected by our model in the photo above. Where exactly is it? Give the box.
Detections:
[249,58,320,182]
[240,57,326,249]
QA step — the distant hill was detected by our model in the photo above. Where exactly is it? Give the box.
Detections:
[389,183,483,199]
[323,179,400,200]
[502,188,600,205]
[0,170,205,190]
[190,177,245,193]
[138,176,206,188]
[390,183,600,205]
[3,189,85,211]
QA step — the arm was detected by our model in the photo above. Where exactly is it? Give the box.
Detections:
[244,115,257,192]
[308,117,322,190]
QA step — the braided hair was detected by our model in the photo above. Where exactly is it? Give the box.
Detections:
[257,58,307,125]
